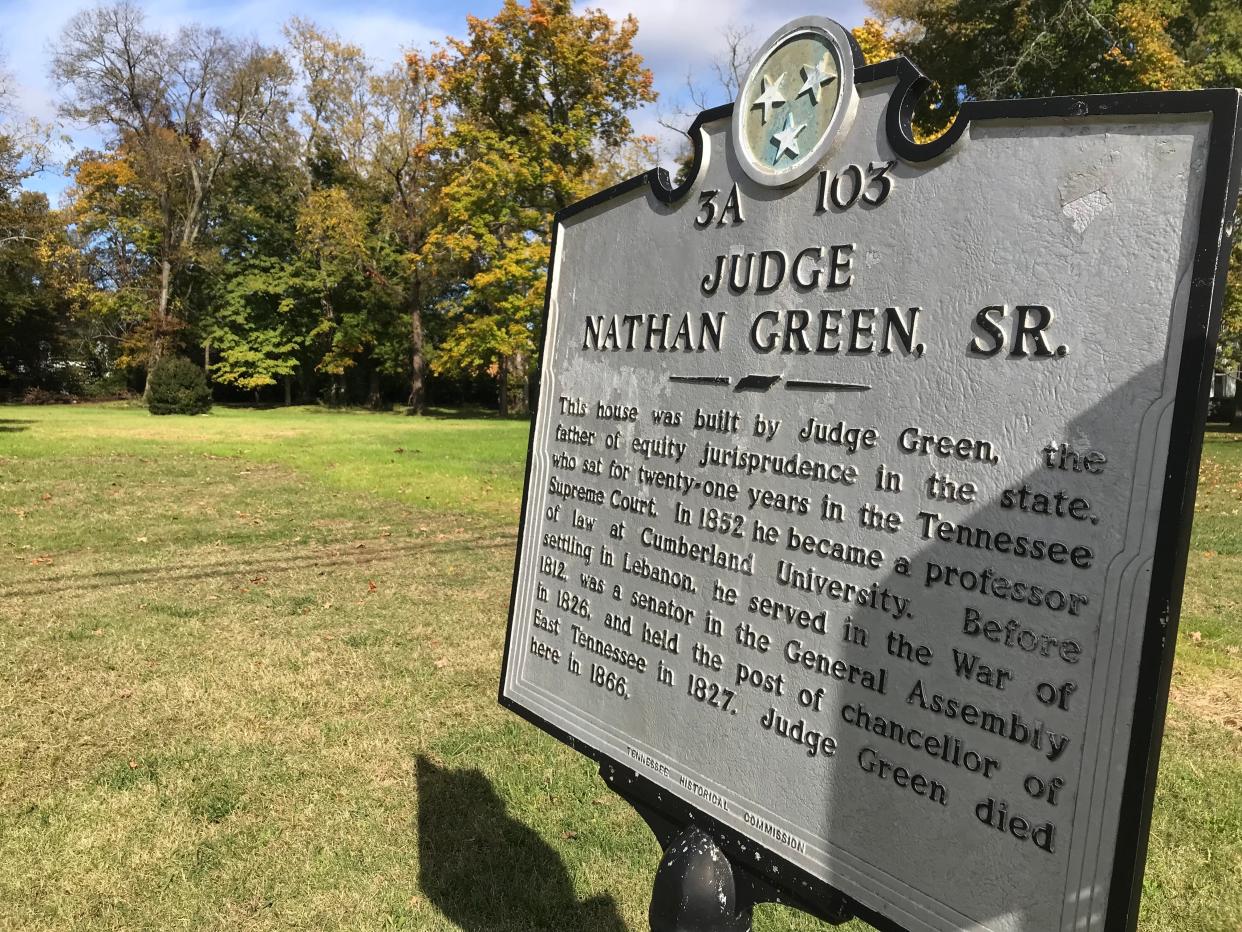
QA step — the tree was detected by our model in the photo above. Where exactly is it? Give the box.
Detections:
[199,152,308,401]
[853,18,899,65]
[282,20,433,410]
[0,187,74,397]
[368,54,441,412]
[52,2,292,393]
[423,0,655,415]
[870,0,1193,132]
[51,150,156,380]
[868,0,1242,415]
[0,54,74,397]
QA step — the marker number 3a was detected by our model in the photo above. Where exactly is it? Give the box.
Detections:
[695,184,746,229]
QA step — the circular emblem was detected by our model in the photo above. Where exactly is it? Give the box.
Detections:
[731,18,857,188]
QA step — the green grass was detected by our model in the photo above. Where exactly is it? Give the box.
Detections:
[0,404,1238,931]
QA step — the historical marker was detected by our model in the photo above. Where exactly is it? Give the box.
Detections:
[500,15,1241,932]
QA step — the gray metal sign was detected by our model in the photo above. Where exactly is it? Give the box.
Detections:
[500,16,1242,932]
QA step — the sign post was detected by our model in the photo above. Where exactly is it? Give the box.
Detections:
[500,15,1241,932]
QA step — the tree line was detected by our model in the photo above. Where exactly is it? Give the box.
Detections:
[1,0,1239,415]
[2,0,654,413]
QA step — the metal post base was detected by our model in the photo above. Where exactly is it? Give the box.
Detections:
[602,765,857,932]
[649,826,753,932]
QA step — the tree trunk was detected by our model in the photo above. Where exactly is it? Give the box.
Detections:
[284,376,293,407]
[143,256,176,399]
[498,356,510,417]
[407,298,425,414]
[512,351,530,416]
[367,367,383,410]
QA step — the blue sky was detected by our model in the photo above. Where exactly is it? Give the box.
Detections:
[0,0,870,199]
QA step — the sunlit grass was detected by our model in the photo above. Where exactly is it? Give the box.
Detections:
[0,405,1237,930]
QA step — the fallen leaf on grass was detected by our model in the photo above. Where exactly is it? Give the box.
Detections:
[250,576,267,584]
[128,760,138,769]
[1190,631,1203,643]
[29,555,53,566]
[135,536,147,543]
[40,493,52,502]
[562,830,578,840]
[434,658,449,669]
[368,580,377,592]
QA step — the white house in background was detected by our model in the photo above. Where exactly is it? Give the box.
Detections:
[1211,369,1238,420]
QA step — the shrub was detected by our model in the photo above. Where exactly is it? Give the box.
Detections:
[147,357,212,416]
[22,388,77,405]
[83,370,135,401]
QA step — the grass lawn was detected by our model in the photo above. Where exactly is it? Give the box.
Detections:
[0,404,1238,931]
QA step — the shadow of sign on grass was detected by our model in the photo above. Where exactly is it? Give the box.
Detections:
[416,756,626,932]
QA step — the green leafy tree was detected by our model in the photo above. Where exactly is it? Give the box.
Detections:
[200,155,309,401]
[0,59,75,396]
[0,189,75,396]
[297,186,372,404]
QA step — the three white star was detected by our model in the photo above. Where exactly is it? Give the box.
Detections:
[751,73,786,124]
[771,112,806,161]
[797,54,837,105]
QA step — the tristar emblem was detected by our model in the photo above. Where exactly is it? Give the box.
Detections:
[732,17,857,187]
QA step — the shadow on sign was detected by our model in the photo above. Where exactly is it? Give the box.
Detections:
[416,756,626,931]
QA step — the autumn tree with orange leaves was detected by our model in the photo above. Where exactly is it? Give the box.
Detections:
[423,0,655,415]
